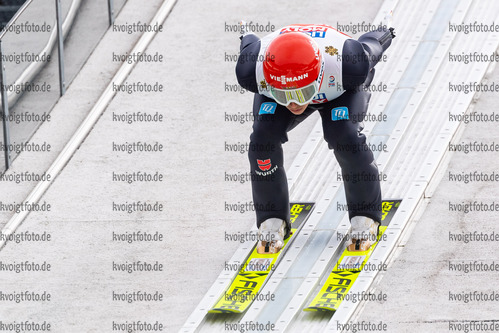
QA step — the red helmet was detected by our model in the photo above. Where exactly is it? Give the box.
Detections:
[263,32,322,90]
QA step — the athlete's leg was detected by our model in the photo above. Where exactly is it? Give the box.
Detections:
[249,94,315,237]
[319,88,382,223]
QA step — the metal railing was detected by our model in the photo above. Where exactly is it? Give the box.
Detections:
[0,0,126,170]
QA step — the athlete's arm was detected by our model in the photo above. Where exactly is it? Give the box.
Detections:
[358,27,395,70]
[235,34,261,93]
[341,27,395,90]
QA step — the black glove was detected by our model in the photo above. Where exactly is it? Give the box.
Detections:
[389,27,396,39]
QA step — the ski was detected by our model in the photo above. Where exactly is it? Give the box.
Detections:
[209,202,315,314]
[303,199,402,312]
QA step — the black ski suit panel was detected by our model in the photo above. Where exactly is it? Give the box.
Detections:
[358,28,393,70]
[236,34,261,94]
[341,39,370,90]
[342,27,392,88]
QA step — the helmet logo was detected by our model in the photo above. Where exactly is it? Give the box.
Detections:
[269,73,309,85]
[310,40,320,61]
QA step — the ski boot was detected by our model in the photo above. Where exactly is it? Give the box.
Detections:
[257,218,286,254]
[347,216,380,252]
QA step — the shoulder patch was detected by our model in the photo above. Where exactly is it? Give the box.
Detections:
[331,107,349,121]
[259,102,277,115]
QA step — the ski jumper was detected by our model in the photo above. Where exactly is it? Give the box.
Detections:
[236,24,394,237]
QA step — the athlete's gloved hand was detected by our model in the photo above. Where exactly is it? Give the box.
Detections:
[389,27,396,39]
[239,20,251,40]
[383,10,395,39]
